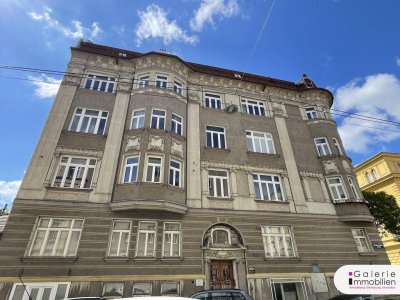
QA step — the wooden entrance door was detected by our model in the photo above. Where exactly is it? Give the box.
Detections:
[210,260,235,289]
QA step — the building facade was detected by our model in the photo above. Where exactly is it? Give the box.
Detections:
[0,41,389,300]
[354,152,400,264]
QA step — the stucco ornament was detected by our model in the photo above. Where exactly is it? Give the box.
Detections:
[188,91,201,102]
[322,160,339,174]
[272,103,286,117]
[171,139,184,157]
[342,160,352,173]
[125,135,141,152]
[148,135,164,151]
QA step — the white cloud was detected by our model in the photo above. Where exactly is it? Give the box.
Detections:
[190,0,239,32]
[135,4,198,46]
[0,180,21,208]
[28,6,102,40]
[334,74,400,153]
[396,56,400,67]
[28,74,62,99]
[112,25,125,34]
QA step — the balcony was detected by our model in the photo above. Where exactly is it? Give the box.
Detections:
[334,201,374,222]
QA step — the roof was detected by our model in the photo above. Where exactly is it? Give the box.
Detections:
[71,41,333,104]
[354,152,400,170]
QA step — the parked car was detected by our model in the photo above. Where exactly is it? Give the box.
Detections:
[65,297,105,300]
[190,289,254,300]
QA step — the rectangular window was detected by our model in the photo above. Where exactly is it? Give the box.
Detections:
[169,160,181,187]
[163,222,181,257]
[351,228,372,253]
[69,108,108,135]
[9,282,70,300]
[204,93,222,109]
[161,282,180,296]
[84,74,116,93]
[151,109,166,129]
[348,176,360,199]
[103,282,124,298]
[206,126,226,148]
[138,74,149,88]
[156,75,168,88]
[246,131,275,154]
[332,138,343,155]
[133,282,152,296]
[174,81,183,95]
[271,280,308,300]
[136,221,157,257]
[123,156,139,183]
[327,177,347,201]
[131,109,145,129]
[253,174,284,201]
[305,107,318,119]
[171,114,183,135]
[314,137,331,156]
[262,226,296,258]
[241,99,266,116]
[29,218,83,257]
[52,156,96,189]
[108,220,131,257]
[146,156,162,183]
[208,170,229,198]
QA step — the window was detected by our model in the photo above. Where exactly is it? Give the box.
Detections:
[212,228,231,245]
[241,99,266,116]
[365,172,373,184]
[151,109,166,129]
[161,282,180,296]
[208,170,229,198]
[171,114,183,135]
[206,126,226,148]
[371,169,379,180]
[253,174,284,201]
[305,107,318,120]
[133,282,152,296]
[52,156,96,189]
[327,177,347,201]
[131,109,145,129]
[332,137,343,155]
[163,222,181,257]
[9,282,69,300]
[145,156,162,183]
[84,74,116,92]
[351,228,372,253]
[169,160,181,187]
[174,81,183,94]
[348,176,361,199]
[261,226,296,258]
[69,108,108,135]
[108,220,131,257]
[271,280,308,300]
[123,156,139,183]
[29,218,83,257]
[156,75,168,88]
[136,221,156,257]
[314,137,331,156]
[103,283,124,298]
[246,131,275,154]
[204,93,222,109]
[138,74,149,88]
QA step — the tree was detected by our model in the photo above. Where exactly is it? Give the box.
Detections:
[363,191,400,236]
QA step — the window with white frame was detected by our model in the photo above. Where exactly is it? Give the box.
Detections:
[206,126,226,148]
[9,282,70,300]
[327,177,347,201]
[208,170,229,198]
[136,221,156,257]
[174,81,183,95]
[131,109,145,129]
[169,160,181,187]
[151,109,166,129]
[305,107,318,120]
[108,220,131,257]
[212,227,231,245]
[145,156,162,183]
[365,172,373,183]
[161,282,180,296]
[348,176,361,199]
[241,99,266,116]
[84,74,116,93]
[138,74,149,88]
[103,282,124,298]
[29,218,83,257]
[69,108,108,135]
[204,93,222,109]
[171,114,183,135]
[253,174,284,201]
[246,131,275,154]
[271,280,308,300]
[314,137,331,156]
[332,137,343,155]
[261,226,296,258]
[371,169,379,180]
[123,156,139,183]
[133,282,152,296]
[156,75,168,88]
[52,156,96,189]
[351,228,372,253]
[163,222,181,257]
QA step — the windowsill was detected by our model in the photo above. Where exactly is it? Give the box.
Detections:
[167,185,185,191]
[118,182,139,186]
[104,256,130,262]
[247,151,280,157]
[207,196,234,201]
[22,256,78,263]
[202,106,223,110]
[170,132,185,139]
[132,257,157,261]
[255,199,290,204]
[359,252,377,257]
[46,186,93,192]
[160,257,183,261]
[125,128,146,133]
[79,87,116,95]
[317,154,337,159]
[306,118,335,124]
[240,112,271,118]
[203,147,231,152]
[62,130,107,138]
[264,256,300,261]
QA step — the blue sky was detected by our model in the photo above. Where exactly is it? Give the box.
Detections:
[1,0,400,208]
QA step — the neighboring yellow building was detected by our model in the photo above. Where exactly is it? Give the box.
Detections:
[354,152,400,264]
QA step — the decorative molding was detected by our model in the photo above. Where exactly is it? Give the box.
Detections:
[203,249,245,259]
[299,171,324,179]
[171,139,184,157]
[55,146,103,158]
[125,135,141,152]
[342,160,352,173]
[322,160,339,174]
[148,135,165,152]
[201,161,287,175]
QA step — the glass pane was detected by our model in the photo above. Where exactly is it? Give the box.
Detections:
[98,119,106,135]
[161,282,178,295]
[30,230,46,255]
[133,283,152,295]
[109,232,119,256]
[30,288,39,300]
[70,115,80,132]
[146,233,155,255]
[137,233,146,256]
[254,182,261,200]
[74,220,83,229]
[85,79,92,89]
[159,118,165,129]
[140,222,156,230]
[84,168,94,188]
[43,230,57,255]
[124,166,131,183]
[39,218,50,227]
[55,231,69,256]
[55,284,68,300]
[42,288,52,300]
[115,221,130,230]
[165,223,180,231]
[66,231,80,256]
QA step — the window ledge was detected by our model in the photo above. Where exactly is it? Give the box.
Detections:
[45,186,93,192]
[240,112,271,118]
[207,197,234,201]
[359,252,377,257]
[247,151,280,157]
[317,154,338,159]
[167,185,185,192]
[62,130,107,138]
[255,200,290,204]
[160,257,183,261]
[79,87,116,95]
[104,256,130,262]
[264,257,300,261]
[203,147,231,152]
[22,256,78,263]
[132,257,157,261]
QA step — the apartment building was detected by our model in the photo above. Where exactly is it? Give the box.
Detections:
[0,41,388,300]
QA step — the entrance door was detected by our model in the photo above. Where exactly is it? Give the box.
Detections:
[210,260,235,289]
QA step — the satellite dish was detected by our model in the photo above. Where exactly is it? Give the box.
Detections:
[224,104,238,113]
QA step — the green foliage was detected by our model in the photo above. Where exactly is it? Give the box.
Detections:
[363,191,400,236]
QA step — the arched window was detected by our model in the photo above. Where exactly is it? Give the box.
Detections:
[212,228,231,245]
[371,169,379,180]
